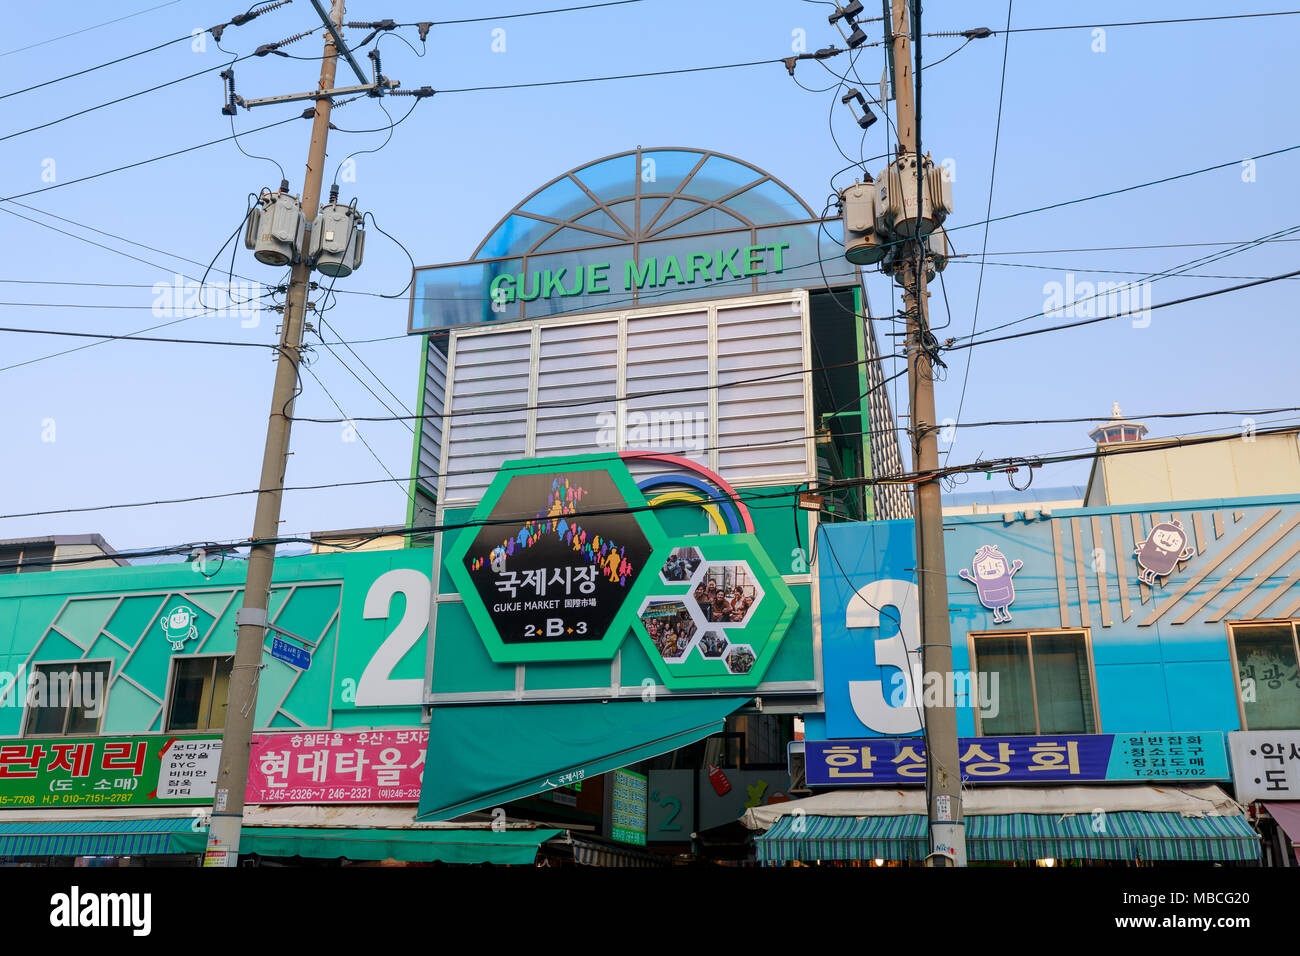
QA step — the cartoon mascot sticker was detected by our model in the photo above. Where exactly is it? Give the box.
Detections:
[959,545,1023,623]
[1134,520,1194,586]
[161,604,200,651]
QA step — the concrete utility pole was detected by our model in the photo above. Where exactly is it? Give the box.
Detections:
[207,0,347,867]
[887,0,965,867]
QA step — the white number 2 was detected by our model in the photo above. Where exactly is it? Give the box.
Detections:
[356,569,430,706]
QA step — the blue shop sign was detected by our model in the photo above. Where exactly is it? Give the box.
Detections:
[805,732,1230,787]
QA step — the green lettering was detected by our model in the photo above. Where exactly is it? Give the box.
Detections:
[714,247,742,281]
[518,271,541,302]
[587,262,611,293]
[743,245,765,277]
[687,252,712,283]
[769,240,790,272]
[659,255,684,286]
[489,274,516,304]
[625,257,657,290]
[564,266,586,297]
[541,268,567,298]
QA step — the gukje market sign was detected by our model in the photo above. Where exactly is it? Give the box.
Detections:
[488,241,791,305]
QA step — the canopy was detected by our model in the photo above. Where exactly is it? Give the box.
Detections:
[170,826,562,864]
[417,696,750,821]
[754,811,1261,864]
[1264,802,1300,849]
[0,807,563,864]
[742,784,1245,830]
[0,817,195,857]
[570,835,668,867]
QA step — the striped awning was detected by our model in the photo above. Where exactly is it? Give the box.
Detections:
[570,836,667,867]
[0,818,196,858]
[755,812,1260,865]
[0,816,563,864]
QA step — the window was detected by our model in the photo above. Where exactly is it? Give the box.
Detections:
[0,543,55,574]
[969,630,1098,736]
[23,660,111,736]
[1230,621,1300,730]
[166,656,233,731]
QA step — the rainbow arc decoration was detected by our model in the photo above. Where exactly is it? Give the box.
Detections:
[623,452,755,535]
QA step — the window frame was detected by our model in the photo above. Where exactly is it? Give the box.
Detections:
[1225,618,1300,731]
[21,658,114,737]
[967,627,1101,737]
[163,654,235,733]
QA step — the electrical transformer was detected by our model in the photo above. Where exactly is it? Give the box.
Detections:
[310,200,365,278]
[840,181,886,265]
[244,189,306,267]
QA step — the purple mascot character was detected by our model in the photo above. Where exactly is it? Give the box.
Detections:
[1134,520,1194,586]
[959,545,1023,623]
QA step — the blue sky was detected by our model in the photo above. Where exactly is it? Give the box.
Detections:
[2,0,1296,557]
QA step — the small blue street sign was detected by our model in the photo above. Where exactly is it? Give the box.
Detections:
[270,635,312,670]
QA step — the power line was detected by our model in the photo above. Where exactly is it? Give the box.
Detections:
[437,56,787,93]
[0,49,266,144]
[950,267,1300,351]
[946,0,1013,466]
[977,238,1300,256]
[0,0,189,58]
[0,33,194,101]
[0,115,303,203]
[949,259,1300,281]
[957,222,1300,341]
[933,10,1300,35]
[389,0,645,27]
[12,422,1300,570]
[299,362,416,504]
[0,325,273,348]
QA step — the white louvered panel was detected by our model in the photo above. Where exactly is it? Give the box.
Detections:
[418,342,448,496]
[534,320,617,460]
[715,300,811,482]
[442,328,532,501]
[625,310,709,465]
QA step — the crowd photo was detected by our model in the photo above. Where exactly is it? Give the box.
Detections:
[640,600,698,660]
[692,564,757,625]
[659,546,702,582]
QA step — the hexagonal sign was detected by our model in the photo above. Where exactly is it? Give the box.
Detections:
[444,455,668,663]
[627,533,798,690]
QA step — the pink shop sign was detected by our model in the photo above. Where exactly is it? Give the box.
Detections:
[246,730,430,804]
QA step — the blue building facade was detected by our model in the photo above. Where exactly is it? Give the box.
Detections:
[794,492,1300,863]
[813,492,1300,741]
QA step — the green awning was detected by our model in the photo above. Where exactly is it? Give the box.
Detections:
[755,812,1261,864]
[418,696,751,821]
[0,818,196,857]
[756,815,929,864]
[0,818,562,864]
[171,826,563,864]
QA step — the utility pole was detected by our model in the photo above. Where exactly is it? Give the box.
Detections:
[206,0,348,867]
[887,0,965,867]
